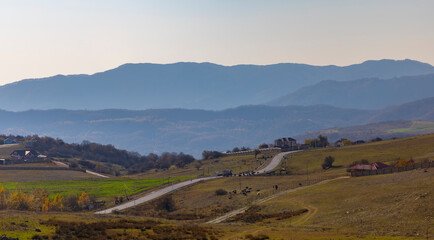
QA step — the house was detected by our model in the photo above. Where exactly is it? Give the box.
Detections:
[371,162,390,169]
[4,138,17,144]
[350,162,390,171]
[274,137,297,148]
[10,150,38,160]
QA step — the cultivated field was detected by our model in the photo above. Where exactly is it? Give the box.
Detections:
[0,169,99,182]
[1,176,191,199]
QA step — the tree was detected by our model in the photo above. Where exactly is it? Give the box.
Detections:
[0,186,7,209]
[8,191,33,210]
[202,151,223,160]
[317,135,329,147]
[258,143,269,149]
[254,149,260,158]
[342,139,353,146]
[232,147,240,152]
[322,156,335,169]
[64,194,80,211]
[194,161,202,171]
[78,192,91,210]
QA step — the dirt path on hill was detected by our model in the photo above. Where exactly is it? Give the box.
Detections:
[52,160,110,178]
[207,176,349,224]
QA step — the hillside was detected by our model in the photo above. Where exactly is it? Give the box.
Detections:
[2,97,434,157]
[295,120,434,143]
[269,73,434,109]
[0,59,433,111]
[0,105,373,157]
[287,134,434,173]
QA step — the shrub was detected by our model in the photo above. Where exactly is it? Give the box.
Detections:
[215,189,228,196]
[322,156,335,169]
[64,194,80,211]
[245,234,270,240]
[156,196,176,212]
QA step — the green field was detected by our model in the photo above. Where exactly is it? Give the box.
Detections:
[285,134,434,173]
[1,176,192,198]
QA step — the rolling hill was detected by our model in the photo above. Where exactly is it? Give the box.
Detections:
[268,74,434,109]
[1,97,434,157]
[0,59,433,111]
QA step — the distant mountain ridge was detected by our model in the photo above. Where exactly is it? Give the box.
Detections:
[1,59,433,111]
[1,96,433,157]
[268,74,434,109]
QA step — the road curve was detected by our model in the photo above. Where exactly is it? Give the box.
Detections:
[95,176,220,214]
[95,150,295,214]
[256,151,299,174]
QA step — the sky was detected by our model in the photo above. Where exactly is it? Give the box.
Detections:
[0,0,433,85]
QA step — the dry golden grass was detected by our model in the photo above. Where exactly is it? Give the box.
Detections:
[286,134,434,174]
[247,169,434,239]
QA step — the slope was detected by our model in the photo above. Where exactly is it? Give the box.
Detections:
[269,73,434,109]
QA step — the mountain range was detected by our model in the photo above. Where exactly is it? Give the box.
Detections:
[268,74,434,109]
[1,59,433,111]
[1,97,433,157]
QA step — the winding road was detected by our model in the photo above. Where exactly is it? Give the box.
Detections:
[95,151,295,214]
[255,151,299,174]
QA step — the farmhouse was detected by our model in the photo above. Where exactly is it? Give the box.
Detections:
[10,150,38,160]
[274,137,297,148]
[350,162,390,171]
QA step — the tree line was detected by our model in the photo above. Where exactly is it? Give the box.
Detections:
[27,136,195,174]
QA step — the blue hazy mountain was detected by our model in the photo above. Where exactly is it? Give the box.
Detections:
[268,74,434,109]
[1,59,433,111]
[1,97,433,157]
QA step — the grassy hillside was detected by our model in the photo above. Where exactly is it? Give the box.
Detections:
[123,171,339,221]
[0,143,26,158]
[286,134,434,174]
[247,169,433,239]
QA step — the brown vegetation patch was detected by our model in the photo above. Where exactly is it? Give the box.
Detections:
[39,219,220,240]
[230,205,308,223]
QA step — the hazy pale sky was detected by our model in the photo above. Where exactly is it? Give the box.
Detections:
[1,0,433,85]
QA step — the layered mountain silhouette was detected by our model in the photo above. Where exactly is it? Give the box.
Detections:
[1,59,433,111]
[1,97,433,157]
[268,74,434,109]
